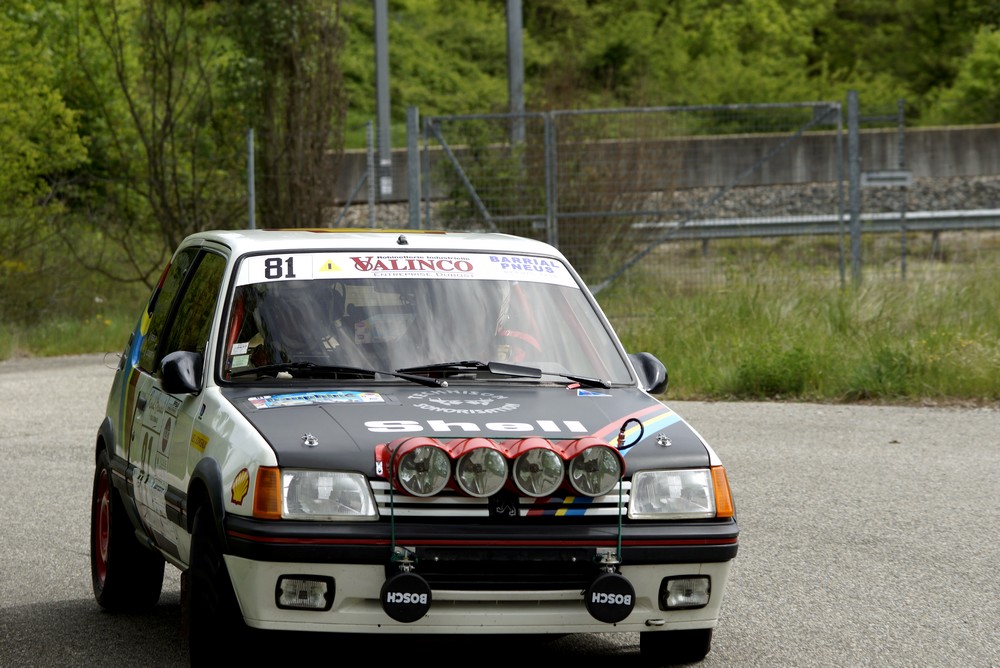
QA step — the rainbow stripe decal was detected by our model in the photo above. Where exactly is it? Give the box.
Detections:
[523,405,681,516]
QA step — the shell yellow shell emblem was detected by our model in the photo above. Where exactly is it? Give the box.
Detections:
[231,468,250,505]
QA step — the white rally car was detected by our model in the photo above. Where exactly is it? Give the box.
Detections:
[90,229,738,665]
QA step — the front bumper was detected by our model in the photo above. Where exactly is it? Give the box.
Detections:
[223,516,738,633]
[227,558,734,633]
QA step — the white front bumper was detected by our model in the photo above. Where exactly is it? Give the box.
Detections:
[225,556,733,634]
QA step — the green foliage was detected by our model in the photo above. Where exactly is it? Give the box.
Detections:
[923,27,1000,124]
[61,0,249,283]
[729,343,813,399]
[0,12,86,208]
[342,0,545,141]
[337,0,1000,138]
[0,296,145,359]
[222,0,347,228]
[0,6,88,325]
[601,256,1000,405]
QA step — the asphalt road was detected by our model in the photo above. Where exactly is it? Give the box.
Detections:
[1,353,998,667]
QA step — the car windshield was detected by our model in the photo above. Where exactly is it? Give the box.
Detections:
[220,250,633,384]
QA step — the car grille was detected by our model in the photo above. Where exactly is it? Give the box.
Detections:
[371,480,631,519]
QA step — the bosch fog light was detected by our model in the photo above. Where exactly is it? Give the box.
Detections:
[566,442,623,497]
[510,441,564,497]
[454,447,508,497]
[276,575,334,611]
[396,443,451,497]
[282,470,377,520]
[660,576,710,610]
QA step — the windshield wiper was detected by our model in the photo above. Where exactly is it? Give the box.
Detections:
[396,360,540,378]
[552,372,611,389]
[395,360,611,389]
[229,362,445,388]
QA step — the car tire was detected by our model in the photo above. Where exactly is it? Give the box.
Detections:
[639,628,713,665]
[188,504,249,666]
[90,448,164,610]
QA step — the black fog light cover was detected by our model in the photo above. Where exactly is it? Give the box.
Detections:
[380,571,432,623]
[584,572,635,623]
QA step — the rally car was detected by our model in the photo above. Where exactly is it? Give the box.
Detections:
[89,228,738,665]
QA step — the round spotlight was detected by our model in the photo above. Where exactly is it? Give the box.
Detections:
[393,438,451,497]
[508,438,564,497]
[454,447,508,497]
[564,440,624,497]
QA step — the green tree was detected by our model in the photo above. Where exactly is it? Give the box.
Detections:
[222,0,347,228]
[0,5,87,323]
[923,26,1000,124]
[65,0,247,287]
[812,0,1000,122]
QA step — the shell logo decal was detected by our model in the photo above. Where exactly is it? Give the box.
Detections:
[231,468,250,505]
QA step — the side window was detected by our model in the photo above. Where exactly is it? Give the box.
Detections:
[138,249,198,373]
[159,251,227,362]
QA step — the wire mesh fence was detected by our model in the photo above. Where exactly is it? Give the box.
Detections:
[326,100,1000,295]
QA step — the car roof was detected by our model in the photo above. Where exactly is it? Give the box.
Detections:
[183,228,568,259]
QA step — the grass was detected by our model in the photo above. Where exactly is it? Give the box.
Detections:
[600,257,1000,405]
[0,305,140,360]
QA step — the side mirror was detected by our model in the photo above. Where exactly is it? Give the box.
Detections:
[160,350,203,395]
[629,352,668,395]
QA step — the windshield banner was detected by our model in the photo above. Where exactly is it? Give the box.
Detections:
[235,252,578,288]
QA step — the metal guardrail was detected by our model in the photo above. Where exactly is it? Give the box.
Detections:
[634,209,1000,241]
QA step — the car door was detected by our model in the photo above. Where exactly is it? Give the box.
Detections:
[128,246,227,561]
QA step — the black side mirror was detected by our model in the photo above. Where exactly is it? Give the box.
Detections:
[160,350,203,395]
[629,352,668,395]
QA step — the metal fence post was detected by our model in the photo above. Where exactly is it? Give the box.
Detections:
[545,112,557,248]
[247,127,255,230]
[421,117,432,228]
[848,90,862,284]
[407,106,420,229]
[367,121,376,227]
[897,99,909,280]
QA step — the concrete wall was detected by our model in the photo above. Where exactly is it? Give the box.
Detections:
[335,124,1000,203]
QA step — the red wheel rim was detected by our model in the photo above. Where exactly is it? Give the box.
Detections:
[94,469,111,585]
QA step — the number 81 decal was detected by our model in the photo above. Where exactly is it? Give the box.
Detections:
[239,254,311,285]
[264,256,297,280]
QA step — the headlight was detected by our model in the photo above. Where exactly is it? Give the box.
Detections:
[629,468,724,519]
[282,470,378,520]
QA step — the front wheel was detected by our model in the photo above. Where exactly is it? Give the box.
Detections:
[90,448,164,610]
[187,505,249,666]
[640,628,713,666]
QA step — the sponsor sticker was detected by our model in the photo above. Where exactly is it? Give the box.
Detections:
[231,468,250,505]
[248,390,385,409]
[190,431,209,453]
[236,253,578,287]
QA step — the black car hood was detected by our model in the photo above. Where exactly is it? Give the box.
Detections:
[222,383,710,475]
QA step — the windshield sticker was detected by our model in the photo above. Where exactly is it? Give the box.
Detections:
[236,253,577,287]
[248,390,385,409]
[231,342,249,355]
[230,354,251,368]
